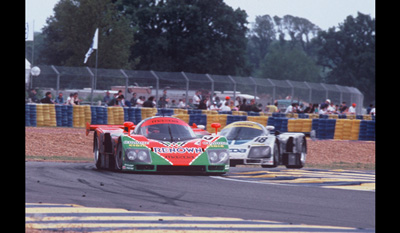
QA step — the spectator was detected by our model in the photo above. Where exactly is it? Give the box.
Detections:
[247,99,261,112]
[370,105,375,116]
[198,98,208,110]
[366,104,373,114]
[285,103,294,114]
[54,92,64,104]
[340,102,348,114]
[136,96,145,107]
[130,93,137,107]
[107,93,119,106]
[303,103,313,113]
[209,101,219,111]
[193,90,202,108]
[230,100,238,111]
[219,101,231,112]
[118,95,126,107]
[239,98,247,111]
[265,102,278,113]
[40,92,54,104]
[234,96,241,108]
[72,93,81,105]
[103,91,111,104]
[143,96,155,107]
[348,103,356,114]
[158,89,169,108]
[187,99,195,109]
[177,99,186,108]
[29,89,40,103]
[313,103,319,114]
[327,101,337,114]
[170,99,177,108]
[319,104,328,114]
[67,93,73,105]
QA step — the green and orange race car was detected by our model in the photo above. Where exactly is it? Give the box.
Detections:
[86,116,229,174]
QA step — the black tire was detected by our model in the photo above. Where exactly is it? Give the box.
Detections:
[114,140,123,170]
[93,135,102,169]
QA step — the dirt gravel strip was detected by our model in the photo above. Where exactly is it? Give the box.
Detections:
[25,127,375,169]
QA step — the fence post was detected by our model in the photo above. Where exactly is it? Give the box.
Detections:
[303,81,312,103]
[249,76,257,101]
[120,69,129,97]
[266,79,276,102]
[286,80,294,101]
[205,74,214,100]
[150,70,160,104]
[181,72,190,105]
[50,65,60,97]
[320,83,329,100]
[227,75,237,101]
[86,66,95,105]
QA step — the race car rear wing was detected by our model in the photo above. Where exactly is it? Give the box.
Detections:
[85,122,136,136]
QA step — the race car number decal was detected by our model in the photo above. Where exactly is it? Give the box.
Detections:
[254,137,268,143]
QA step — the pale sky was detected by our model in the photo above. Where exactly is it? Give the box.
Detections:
[26,0,375,32]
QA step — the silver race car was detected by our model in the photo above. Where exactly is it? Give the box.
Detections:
[219,121,307,169]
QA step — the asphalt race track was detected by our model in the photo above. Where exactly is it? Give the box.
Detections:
[25,162,375,232]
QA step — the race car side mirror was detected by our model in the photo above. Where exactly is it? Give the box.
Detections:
[124,122,135,136]
[211,123,221,135]
[266,126,275,131]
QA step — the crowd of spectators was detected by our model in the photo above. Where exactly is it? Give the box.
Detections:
[26,88,375,116]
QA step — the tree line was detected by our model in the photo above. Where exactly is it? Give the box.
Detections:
[26,0,375,104]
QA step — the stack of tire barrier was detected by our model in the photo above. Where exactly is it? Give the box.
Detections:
[25,104,36,126]
[34,104,56,127]
[173,113,190,124]
[141,107,157,120]
[156,108,174,116]
[123,107,141,124]
[226,115,247,125]
[206,114,227,132]
[25,104,376,141]
[267,117,288,132]
[312,119,336,139]
[247,116,268,126]
[189,113,207,126]
[288,119,312,133]
[73,105,90,128]
[358,120,375,141]
[90,106,107,125]
[107,106,124,125]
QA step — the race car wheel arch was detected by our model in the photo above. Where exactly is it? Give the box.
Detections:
[285,137,307,169]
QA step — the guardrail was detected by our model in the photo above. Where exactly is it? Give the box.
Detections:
[25,103,375,141]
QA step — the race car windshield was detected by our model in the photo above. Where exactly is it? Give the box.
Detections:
[220,127,264,140]
[139,123,197,142]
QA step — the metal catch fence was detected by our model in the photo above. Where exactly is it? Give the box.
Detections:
[27,65,364,113]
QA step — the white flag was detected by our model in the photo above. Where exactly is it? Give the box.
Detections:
[25,21,34,41]
[84,28,98,63]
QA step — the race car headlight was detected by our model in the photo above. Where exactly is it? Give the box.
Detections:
[249,146,271,158]
[125,149,152,163]
[207,149,229,164]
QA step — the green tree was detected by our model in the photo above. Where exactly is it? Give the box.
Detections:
[258,42,321,82]
[117,0,249,75]
[247,14,321,77]
[315,12,375,104]
[41,0,134,69]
